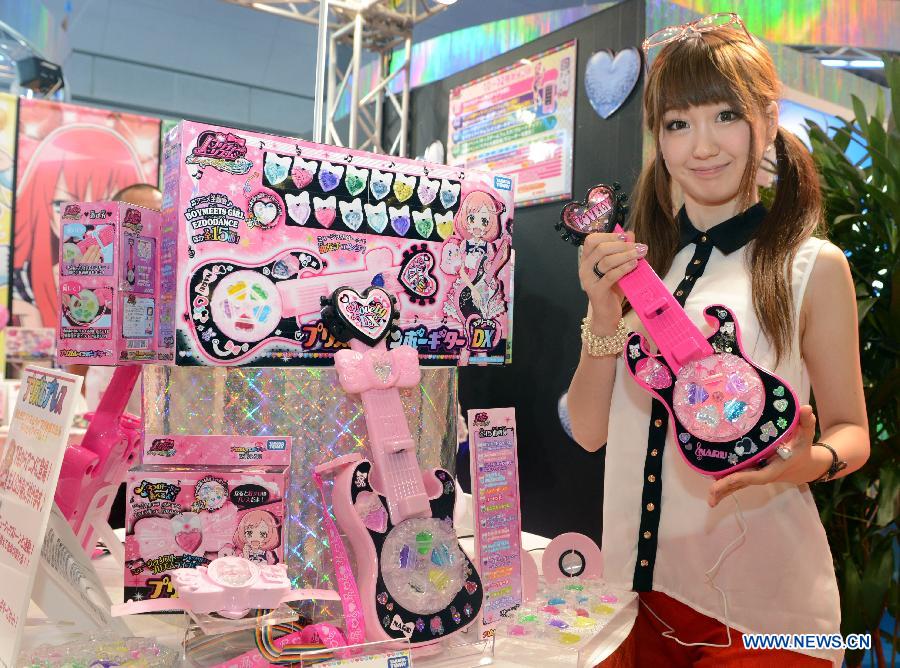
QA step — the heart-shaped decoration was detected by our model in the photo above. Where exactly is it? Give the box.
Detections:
[339,198,364,231]
[723,399,748,422]
[560,185,617,237]
[356,491,388,533]
[773,386,785,397]
[365,202,388,233]
[584,48,641,119]
[247,191,283,230]
[413,208,434,238]
[773,399,788,412]
[175,529,202,553]
[725,372,749,394]
[735,436,755,454]
[636,357,672,389]
[418,176,439,205]
[370,170,393,201]
[464,580,478,595]
[264,153,291,185]
[332,286,395,345]
[759,421,778,442]
[687,383,709,405]
[399,249,438,300]
[345,166,369,197]
[435,212,454,240]
[696,405,720,428]
[318,162,345,192]
[439,180,460,209]
[291,157,317,188]
[314,195,336,228]
[394,174,415,202]
[390,205,411,236]
[678,432,691,444]
[286,192,311,225]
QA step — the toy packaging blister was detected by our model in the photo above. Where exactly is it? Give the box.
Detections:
[161,121,516,367]
[124,465,287,602]
[56,201,175,365]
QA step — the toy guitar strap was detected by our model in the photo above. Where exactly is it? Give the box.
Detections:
[320,286,483,645]
[557,184,800,478]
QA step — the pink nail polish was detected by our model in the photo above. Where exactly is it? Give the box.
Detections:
[618,233,627,241]
[635,243,648,255]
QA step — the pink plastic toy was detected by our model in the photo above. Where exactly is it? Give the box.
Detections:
[112,555,339,619]
[558,184,800,478]
[319,286,483,646]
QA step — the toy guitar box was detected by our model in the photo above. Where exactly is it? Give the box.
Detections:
[161,121,516,367]
[56,201,175,365]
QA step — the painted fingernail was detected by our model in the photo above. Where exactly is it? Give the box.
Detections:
[618,233,627,241]
[635,243,648,255]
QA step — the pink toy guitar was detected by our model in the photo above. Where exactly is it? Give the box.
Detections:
[188,246,438,363]
[56,365,142,553]
[558,184,800,478]
[320,286,483,645]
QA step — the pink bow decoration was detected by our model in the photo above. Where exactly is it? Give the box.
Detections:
[334,345,421,394]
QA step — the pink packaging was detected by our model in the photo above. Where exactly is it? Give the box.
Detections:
[161,121,516,367]
[124,465,287,602]
[56,201,175,365]
[142,434,292,466]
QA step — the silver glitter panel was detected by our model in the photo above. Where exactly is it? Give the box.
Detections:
[141,365,457,621]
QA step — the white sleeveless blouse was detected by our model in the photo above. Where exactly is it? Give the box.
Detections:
[602,236,842,665]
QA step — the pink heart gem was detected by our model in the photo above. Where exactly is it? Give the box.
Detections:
[315,208,336,228]
[636,358,672,389]
[291,168,313,189]
[175,529,202,553]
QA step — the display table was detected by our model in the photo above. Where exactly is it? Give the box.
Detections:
[21,499,636,667]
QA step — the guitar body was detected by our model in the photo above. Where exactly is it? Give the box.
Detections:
[623,304,800,477]
[332,459,483,645]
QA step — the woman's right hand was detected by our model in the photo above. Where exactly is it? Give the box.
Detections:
[578,231,647,331]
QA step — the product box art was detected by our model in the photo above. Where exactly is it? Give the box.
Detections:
[161,121,515,366]
[124,465,287,602]
[55,201,175,365]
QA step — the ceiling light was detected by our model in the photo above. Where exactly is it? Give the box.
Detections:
[848,59,884,68]
[820,59,849,67]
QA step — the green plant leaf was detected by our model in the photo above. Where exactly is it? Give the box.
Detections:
[860,541,893,629]
[875,465,899,526]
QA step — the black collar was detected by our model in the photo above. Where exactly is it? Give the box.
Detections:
[677,202,767,255]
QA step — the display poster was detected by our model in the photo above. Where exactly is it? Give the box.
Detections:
[0,366,82,666]
[13,98,160,328]
[468,407,522,638]
[0,93,15,370]
[448,40,576,207]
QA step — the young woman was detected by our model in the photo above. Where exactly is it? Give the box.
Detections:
[566,15,869,667]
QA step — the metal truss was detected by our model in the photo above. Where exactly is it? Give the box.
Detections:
[222,1,454,156]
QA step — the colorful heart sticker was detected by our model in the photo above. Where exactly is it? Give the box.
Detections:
[286,192,311,225]
[558,184,618,242]
[412,208,434,238]
[314,195,337,228]
[345,165,369,197]
[339,198,364,231]
[435,211,454,240]
[332,286,395,345]
[439,179,460,209]
[390,205,411,236]
[291,157,317,189]
[318,162,345,192]
[394,174,416,202]
[417,176,439,205]
[264,153,291,185]
[370,169,394,201]
[365,201,388,233]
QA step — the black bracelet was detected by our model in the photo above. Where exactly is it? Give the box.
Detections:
[811,441,847,483]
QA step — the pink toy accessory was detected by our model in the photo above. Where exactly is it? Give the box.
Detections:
[112,555,339,619]
[55,364,142,559]
[319,286,483,646]
[557,184,801,479]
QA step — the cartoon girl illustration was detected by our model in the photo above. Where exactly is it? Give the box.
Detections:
[233,509,280,564]
[440,190,511,328]
[194,476,228,512]
[13,108,152,327]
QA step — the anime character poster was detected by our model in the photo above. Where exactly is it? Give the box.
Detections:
[0,93,16,364]
[13,98,160,328]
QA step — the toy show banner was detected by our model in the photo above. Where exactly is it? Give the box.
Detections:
[13,98,161,329]
[163,121,515,367]
[448,40,576,208]
[0,366,82,667]
[468,408,523,638]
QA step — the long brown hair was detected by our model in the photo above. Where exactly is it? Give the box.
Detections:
[631,27,822,362]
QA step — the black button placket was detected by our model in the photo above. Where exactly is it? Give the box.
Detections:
[632,234,714,591]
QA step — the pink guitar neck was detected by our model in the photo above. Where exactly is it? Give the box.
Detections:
[348,339,430,524]
[613,224,713,371]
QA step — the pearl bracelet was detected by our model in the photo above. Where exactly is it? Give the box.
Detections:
[581,317,629,358]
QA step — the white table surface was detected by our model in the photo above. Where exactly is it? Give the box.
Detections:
[21,496,636,667]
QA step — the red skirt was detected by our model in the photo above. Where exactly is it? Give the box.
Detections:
[597,591,832,668]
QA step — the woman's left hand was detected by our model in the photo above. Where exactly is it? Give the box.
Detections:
[708,405,821,507]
